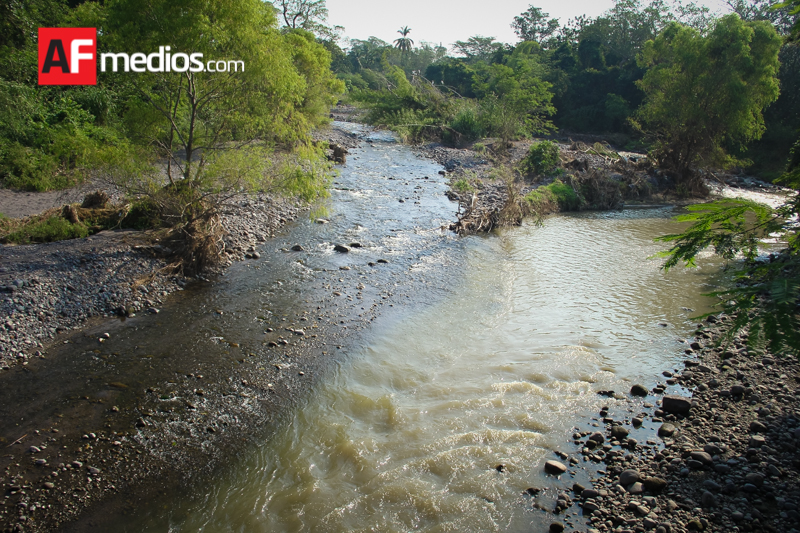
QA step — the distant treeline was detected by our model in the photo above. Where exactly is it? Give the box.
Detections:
[328,0,799,183]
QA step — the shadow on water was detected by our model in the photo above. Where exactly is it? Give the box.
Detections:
[113,203,733,529]
[4,121,766,531]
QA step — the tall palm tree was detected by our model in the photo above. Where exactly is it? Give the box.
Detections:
[394,26,414,54]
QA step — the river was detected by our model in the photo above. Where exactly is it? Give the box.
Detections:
[99,125,733,532]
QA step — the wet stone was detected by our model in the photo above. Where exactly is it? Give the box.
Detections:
[658,423,676,437]
[619,469,640,486]
[662,395,692,414]
[544,460,567,475]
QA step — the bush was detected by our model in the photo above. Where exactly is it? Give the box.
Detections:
[452,178,474,193]
[520,140,560,177]
[445,105,484,145]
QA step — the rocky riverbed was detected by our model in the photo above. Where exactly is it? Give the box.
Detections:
[0,123,361,374]
[536,314,800,533]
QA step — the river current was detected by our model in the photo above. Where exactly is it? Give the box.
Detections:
[119,125,729,531]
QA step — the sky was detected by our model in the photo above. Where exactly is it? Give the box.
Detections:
[325,0,732,51]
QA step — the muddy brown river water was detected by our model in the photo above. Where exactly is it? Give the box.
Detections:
[1,124,736,532]
[113,127,728,532]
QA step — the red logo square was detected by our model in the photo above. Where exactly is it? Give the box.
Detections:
[38,28,97,86]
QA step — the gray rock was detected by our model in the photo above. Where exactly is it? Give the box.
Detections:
[290,244,304,252]
[745,473,765,486]
[701,490,716,508]
[730,385,746,396]
[549,523,565,533]
[643,477,668,493]
[589,432,605,443]
[628,482,644,494]
[333,244,350,253]
[631,384,649,396]
[544,460,567,475]
[750,421,768,433]
[658,423,676,437]
[749,435,766,447]
[662,395,692,414]
[690,451,713,465]
[611,425,629,439]
[582,500,600,512]
[619,469,640,486]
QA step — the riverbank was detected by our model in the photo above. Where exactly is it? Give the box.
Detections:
[414,137,785,235]
[0,125,362,373]
[535,315,800,533]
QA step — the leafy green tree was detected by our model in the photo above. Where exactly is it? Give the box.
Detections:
[272,0,342,40]
[511,5,560,44]
[772,0,800,38]
[635,15,782,191]
[105,0,342,271]
[452,36,503,63]
[472,54,556,143]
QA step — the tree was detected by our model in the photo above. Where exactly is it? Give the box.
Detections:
[726,0,797,36]
[656,191,800,354]
[106,0,342,272]
[452,36,503,63]
[774,0,800,39]
[271,0,342,40]
[635,15,782,192]
[511,6,560,44]
[394,26,414,54]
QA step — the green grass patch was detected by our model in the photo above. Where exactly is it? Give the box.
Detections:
[1,214,89,244]
[524,179,580,212]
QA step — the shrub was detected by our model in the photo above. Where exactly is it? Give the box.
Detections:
[445,106,484,144]
[452,178,474,193]
[520,140,560,177]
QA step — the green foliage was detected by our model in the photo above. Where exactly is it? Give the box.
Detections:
[524,179,580,211]
[453,36,504,63]
[2,215,89,244]
[394,27,414,54]
[445,104,484,144]
[452,178,474,193]
[512,6,560,44]
[472,54,556,142]
[656,196,800,355]
[520,141,560,176]
[774,0,800,40]
[636,16,782,189]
